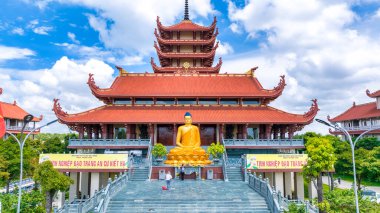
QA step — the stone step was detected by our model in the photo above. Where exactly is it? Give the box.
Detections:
[107,209,270,213]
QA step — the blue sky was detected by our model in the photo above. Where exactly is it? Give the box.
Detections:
[1,0,380,133]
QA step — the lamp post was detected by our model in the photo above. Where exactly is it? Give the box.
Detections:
[6,116,58,213]
[316,118,380,213]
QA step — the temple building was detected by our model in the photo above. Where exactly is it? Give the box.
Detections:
[53,1,318,202]
[329,89,380,140]
[0,89,42,139]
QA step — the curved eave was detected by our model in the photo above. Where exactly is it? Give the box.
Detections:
[261,75,286,101]
[151,57,222,73]
[155,43,217,59]
[86,73,113,104]
[366,89,380,98]
[302,99,320,124]
[156,16,216,32]
[51,104,319,125]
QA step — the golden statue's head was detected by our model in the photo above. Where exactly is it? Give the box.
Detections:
[184,112,192,125]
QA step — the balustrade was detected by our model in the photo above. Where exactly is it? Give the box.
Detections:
[68,139,150,147]
[223,139,304,147]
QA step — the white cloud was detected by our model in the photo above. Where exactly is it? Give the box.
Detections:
[34,0,216,56]
[0,56,116,133]
[67,32,80,44]
[11,28,25,35]
[0,45,35,62]
[226,0,380,134]
[229,23,242,34]
[33,26,53,35]
[216,40,234,56]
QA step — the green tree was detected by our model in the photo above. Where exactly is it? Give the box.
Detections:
[0,137,34,192]
[303,137,336,212]
[0,190,45,213]
[42,136,65,153]
[355,137,380,150]
[34,161,73,213]
[324,189,380,213]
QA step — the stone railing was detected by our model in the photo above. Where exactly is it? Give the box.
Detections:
[343,125,380,131]
[6,126,36,132]
[248,173,318,213]
[68,139,150,148]
[223,139,304,147]
[56,172,128,213]
[220,139,228,181]
[147,139,153,180]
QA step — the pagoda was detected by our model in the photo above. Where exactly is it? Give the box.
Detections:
[328,89,380,139]
[53,0,318,201]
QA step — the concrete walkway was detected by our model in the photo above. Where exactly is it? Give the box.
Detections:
[322,176,380,193]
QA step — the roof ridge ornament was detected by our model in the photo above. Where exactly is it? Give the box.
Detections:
[0,88,2,95]
[184,0,190,20]
[52,99,68,117]
[246,67,258,77]
[366,89,380,98]
[87,73,99,90]
[304,99,319,118]
[116,65,128,76]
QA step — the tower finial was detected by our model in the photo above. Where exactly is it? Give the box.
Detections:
[184,0,189,20]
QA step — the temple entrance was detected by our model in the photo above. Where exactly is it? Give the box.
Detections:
[157,124,174,146]
[200,124,216,145]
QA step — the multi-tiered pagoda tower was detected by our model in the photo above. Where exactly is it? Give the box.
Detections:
[53,0,318,202]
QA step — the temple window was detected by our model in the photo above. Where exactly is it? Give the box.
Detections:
[199,98,218,105]
[242,98,260,105]
[220,99,239,105]
[177,98,197,105]
[353,120,359,127]
[156,98,175,105]
[114,98,132,105]
[135,98,154,105]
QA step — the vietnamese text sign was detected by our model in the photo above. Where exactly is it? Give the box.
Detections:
[39,154,129,170]
[246,154,307,170]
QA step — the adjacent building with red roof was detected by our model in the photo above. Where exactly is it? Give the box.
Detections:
[0,90,42,138]
[329,89,380,139]
[52,1,317,201]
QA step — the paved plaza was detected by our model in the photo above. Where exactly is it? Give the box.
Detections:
[106,180,270,212]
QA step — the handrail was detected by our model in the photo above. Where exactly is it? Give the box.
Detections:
[248,173,319,213]
[147,138,153,180]
[56,172,129,213]
[221,138,228,181]
[223,139,304,147]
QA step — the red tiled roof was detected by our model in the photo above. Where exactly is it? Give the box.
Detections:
[366,89,380,98]
[330,129,380,135]
[329,102,380,122]
[157,17,216,32]
[87,73,286,99]
[0,101,41,122]
[53,103,317,125]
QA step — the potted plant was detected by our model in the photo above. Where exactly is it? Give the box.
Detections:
[152,143,167,163]
[207,142,225,164]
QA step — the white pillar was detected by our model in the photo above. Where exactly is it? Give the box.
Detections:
[80,172,89,199]
[56,191,65,208]
[69,172,78,202]
[266,172,274,187]
[295,172,304,200]
[308,181,317,200]
[274,172,284,196]
[90,172,100,197]
[284,172,292,199]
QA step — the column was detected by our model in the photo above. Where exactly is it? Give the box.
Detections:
[259,125,264,139]
[69,172,78,202]
[80,172,89,199]
[148,123,154,140]
[216,124,220,142]
[94,126,99,139]
[219,124,224,141]
[125,124,130,139]
[78,125,84,139]
[288,125,296,139]
[295,172,304,200]
[284,172,292,199]
[273,126,279,139]
[265,124,273,139]
[173,124,177,146]
[280,126,286,139]
[86,125,92,139]
[90,172,100,197]
[243,124,248,139]
[101,124,108,139]
[266,172,274,187]
[274,172,284,196]
[108,125,114,139]
[308,181,318,200]
[56,191,65,208]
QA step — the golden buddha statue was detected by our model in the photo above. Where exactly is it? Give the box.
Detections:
[165,112,212,166]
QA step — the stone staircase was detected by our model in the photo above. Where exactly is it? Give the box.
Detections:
[106,181,270,212]
[130,167,149,181]
[226,167,244,181]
